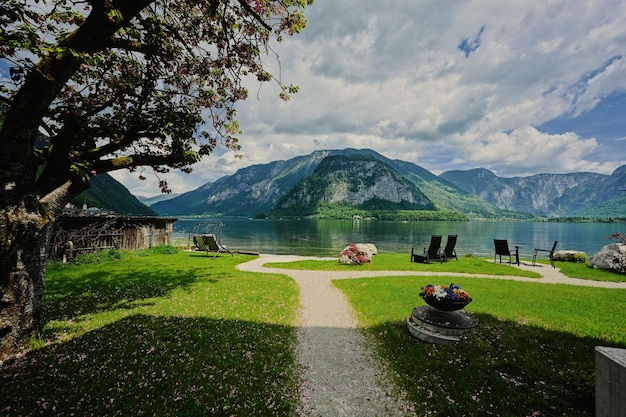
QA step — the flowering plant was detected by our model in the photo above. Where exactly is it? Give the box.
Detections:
[338,243,371,265]
[420,283,472,304]
[609,232,626,244]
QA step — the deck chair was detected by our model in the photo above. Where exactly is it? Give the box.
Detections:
[190,222,233,257]
[411,235,445,263]
[532,240,557,268]
[202,234,233,258]
[192,234,208,252]
[443,235,458,261]
[494,239,519,265]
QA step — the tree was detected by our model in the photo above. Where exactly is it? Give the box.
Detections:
[0,0,311,359]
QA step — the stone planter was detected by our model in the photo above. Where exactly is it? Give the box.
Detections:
[423,297,471,311]
[407,306,478,344]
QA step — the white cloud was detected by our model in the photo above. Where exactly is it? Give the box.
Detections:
[463,126,599,175]
[115,0,626,195]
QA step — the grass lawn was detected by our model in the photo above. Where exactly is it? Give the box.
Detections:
[266,253,626,283]
[334,276,626,416]
[1,247,625,416]
[0,247,301,416]
[556,260,626,282]
[264,253,543,277]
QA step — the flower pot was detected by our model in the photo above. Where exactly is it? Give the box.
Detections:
[423,297,471,311]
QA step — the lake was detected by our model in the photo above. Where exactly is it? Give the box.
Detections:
[172,218,624,258]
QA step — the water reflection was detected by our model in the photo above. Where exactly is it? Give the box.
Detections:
[173,218,622,258]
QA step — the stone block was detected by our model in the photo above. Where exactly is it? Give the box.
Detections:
[595,346,626,417]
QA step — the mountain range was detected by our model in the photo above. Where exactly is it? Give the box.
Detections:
[148,148,626,219]
[440,166,626,217]
[151,149,498,218]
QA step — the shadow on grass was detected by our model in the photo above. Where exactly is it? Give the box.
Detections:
[365,312,626,417]
[43,256,225,323]
[0,314,299,417]
[2,312,619,416]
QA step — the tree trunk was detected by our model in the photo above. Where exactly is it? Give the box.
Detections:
[0,202,53,360]
[1,179,87,360]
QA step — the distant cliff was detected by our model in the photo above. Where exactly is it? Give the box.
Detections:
[271,154,435,216]
[440,166,626,217]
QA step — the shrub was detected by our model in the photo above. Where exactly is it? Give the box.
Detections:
[73,248,123,264]
[553,251,587,263]
[140,245,179,255]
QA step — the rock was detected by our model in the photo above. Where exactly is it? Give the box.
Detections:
[553,250,587,263]
[357,243,378,256]
[338,243,377,265]
[588,243,626,273]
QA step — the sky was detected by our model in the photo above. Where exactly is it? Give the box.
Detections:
[45,2,626,195]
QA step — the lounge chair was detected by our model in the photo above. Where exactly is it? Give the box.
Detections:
[532,240,557,268]
[411,235,445,263]
[202,234,233,258]
[494,239,519,265]
[190,222,233,257]
[193,234,208,252]
[443,235,458,261]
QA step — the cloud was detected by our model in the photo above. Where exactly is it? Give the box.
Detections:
[115,0,626,195]
[463,126,600,175]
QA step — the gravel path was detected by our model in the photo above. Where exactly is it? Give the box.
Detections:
[237,255,626,416]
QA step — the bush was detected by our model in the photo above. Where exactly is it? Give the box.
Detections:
[137,245,179,256]
[553,251,587,263]
[73,248,123,264]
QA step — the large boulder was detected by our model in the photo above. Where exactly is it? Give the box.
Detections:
[588,243,626,273]
[339,243,377,265]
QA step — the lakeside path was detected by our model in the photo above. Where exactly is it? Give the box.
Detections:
[236,255,626,416]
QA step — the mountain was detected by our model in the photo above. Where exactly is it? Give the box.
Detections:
[72,173,157,216]
[370,156,504,217]
[575,194,626,217]
[149,148,626,218]
[137,193,181,206]
[151,148,504,217]
[151,151,329,216]
[440,166,626,217]
[271,153,436,216]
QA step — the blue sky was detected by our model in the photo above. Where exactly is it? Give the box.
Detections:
[5,1,626,196]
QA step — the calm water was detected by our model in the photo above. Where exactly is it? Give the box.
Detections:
[172,218,624,258]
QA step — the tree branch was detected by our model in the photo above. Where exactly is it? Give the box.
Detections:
[39,176,90,222]
[109,37,159,55]
[91,153,187,174]
[236,0,273,31]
